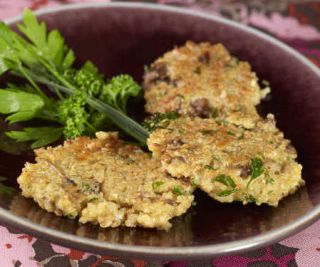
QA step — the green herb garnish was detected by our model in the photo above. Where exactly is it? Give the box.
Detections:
[248,194,256,203]
[143,112,180,132]
[246,158,264,188]
[227,130,236,136]
[65,213,76,219]
[81,183,93,194]
[152,181,164,192]
[214,174,237,197]
[217,188,237,197]
[214,174,236,188]
[266,177,275,184]
[6,127,63,149]
[210,107,219,118]
[0,10,149,148]
[237,133,244,140]
[191,179,199,187]
[204,165,216,170]
[172,186,184,196]
[200,129,214,135]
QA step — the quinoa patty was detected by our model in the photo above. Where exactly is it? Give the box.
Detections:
[147,116,304,207]
[143,41,268,123]
[18,132,194,230]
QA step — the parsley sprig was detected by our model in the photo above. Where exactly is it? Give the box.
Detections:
[214,174,238,197]
[0,10,149,148]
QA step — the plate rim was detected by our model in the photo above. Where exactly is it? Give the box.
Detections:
[1,1,320,260]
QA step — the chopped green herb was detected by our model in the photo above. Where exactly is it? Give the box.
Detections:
[204,165,216,170]
[152,181,164,192]
[143,112,180,132]
[248,194,256,203]
[65,213,76,219]
[214,174,237,197]
[217,120,229,126]
[191,179,199,187]
[251,158,264,179]
[217,188,237,197]
[246,158,264,189]
[87,196,99,202]
[172,186,184,196]
[81,183,92,194]
[200,129,214,135]
[237,133,244,140]
[266,177,275,184]
[178,128,185,134]
[214,174,236,188]
[212,156,221,162]
[227,130,236,136]
[210,107,219,118]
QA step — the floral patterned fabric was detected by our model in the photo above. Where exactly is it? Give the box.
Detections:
[0,0,319,266]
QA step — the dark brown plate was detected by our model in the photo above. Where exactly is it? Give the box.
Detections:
[0,2,320,260]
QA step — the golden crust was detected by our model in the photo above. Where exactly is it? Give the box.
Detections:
[143,41,267,121]
[147,116,304,207]
[18,132,194,230]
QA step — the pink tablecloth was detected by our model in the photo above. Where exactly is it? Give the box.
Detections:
[1,1,320,266]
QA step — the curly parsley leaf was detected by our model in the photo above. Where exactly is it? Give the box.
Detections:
[6,127,63,148]
[57,91,90,139]
[101,75,141,114]
[63,61,104,98]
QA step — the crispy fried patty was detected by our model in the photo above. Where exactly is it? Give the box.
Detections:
[147,116,304,207]
[143,41,268,124]
[18,132,194,230]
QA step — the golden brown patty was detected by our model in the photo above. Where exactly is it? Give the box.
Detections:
[143,41,268,124]
[147,116,304,207]
[18,132,194,230]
